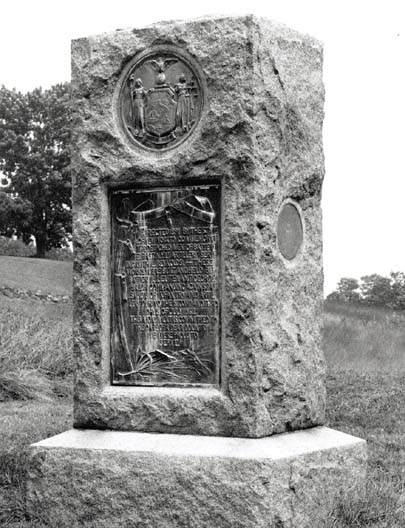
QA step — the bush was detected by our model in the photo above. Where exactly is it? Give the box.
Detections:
[0,237,35,257]
[45,246,73,261]
[0,236,73,261]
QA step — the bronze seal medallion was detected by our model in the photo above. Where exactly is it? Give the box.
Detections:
[118,46,204,151]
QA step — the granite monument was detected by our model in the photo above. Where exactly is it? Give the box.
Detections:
[28,15,367,527]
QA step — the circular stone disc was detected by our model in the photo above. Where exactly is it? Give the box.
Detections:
[277,203,303,260]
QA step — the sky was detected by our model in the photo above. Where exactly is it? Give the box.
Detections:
[0,0,404,293]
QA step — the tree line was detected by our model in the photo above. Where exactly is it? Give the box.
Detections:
[0,84,71,258]
[327,272,405,311]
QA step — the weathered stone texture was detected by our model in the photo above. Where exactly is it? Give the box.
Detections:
[27,427,367,528]
[72,15,326,436]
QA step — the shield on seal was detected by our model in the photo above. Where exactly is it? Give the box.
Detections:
[145,87,176,136]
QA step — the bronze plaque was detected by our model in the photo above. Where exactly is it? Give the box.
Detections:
[111,184,221,386]
[118,48,203,151]
[277,202,303,260]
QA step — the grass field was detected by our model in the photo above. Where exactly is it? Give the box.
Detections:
[0,400,72,527]
[0,295,73,321]
[0,256,72,295]
[323,300,405,526]
[0,258,73,525]
[0,260,404,526]
[324,300,405,373]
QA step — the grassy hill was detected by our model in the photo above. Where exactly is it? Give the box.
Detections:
[0,256,72,296]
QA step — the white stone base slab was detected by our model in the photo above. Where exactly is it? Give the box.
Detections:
[28,427,366,528]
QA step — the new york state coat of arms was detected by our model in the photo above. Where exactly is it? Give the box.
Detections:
[119,49,203,150]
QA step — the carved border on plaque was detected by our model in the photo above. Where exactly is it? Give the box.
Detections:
[110,183,222,387]
[115,45,205,154]
[276,198,305,265]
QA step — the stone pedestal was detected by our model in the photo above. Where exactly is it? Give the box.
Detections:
[28,427,366,528]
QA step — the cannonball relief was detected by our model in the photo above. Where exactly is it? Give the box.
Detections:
[277,202,303,260]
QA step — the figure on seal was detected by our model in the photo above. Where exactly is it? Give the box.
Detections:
[174,74,194,132]
[129,76,147,137]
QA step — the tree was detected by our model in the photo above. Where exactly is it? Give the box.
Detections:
[389,271,405,310]
[0,84,71,257]
[333,277,361,303]
[328,272,405,310]
[360,274,393,308]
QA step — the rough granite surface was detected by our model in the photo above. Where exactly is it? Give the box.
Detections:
[27,428,367,528]
[71,15,326,437]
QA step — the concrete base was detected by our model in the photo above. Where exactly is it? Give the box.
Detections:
[28,427,366,528]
